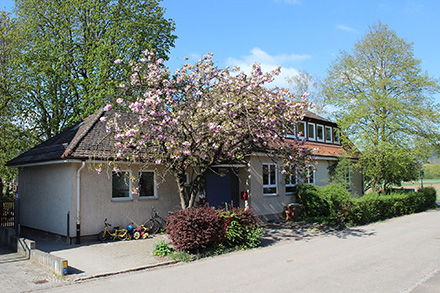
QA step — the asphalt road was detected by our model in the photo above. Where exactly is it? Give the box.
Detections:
[47,209,440,293]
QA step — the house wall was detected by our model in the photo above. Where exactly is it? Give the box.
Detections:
[244,156,364,220]
[78,163,181,237]
[246,156,297,220]
[17,164,75,236]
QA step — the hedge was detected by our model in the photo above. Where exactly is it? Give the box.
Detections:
[297,185,437,227]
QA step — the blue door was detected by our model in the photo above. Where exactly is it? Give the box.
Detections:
[205,169,239,208]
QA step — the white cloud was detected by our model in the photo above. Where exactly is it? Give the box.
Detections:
[226,47,311,88]
[336,24,358,33]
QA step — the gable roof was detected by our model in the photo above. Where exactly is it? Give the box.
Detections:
[6,109,121,167]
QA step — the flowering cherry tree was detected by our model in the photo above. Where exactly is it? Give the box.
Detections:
[104,51,314,209]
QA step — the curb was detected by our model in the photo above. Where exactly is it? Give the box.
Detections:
[72,259,181,282]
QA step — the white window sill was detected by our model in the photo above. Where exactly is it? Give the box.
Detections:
[139,196,158,200]
[111,198,133,202]
[263,193,278,197]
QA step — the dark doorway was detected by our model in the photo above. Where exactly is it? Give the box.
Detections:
[205,168,239,208]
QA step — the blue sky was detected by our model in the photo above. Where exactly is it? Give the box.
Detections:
[3,0,440,100]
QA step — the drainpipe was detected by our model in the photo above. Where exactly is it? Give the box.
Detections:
[76,161,85,244]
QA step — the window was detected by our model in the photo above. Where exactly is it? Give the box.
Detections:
[333,128,340,144]
[297,121,306,139]
[307,169,315,185]
[112,171,132,200]
[285,172,297,195]
[308,123,316,141]
[325,126,332,143]
[345,167,351,190]
[285,125,295,139]
[263,163,277,196]
[317,125,324,142]
[139,171,157,199]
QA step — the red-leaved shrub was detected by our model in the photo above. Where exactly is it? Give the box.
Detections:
[166,205,224,253]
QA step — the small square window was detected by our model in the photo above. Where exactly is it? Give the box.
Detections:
[139,171,156,198]
[112,171,132,199]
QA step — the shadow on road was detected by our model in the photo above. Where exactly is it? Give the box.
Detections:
[260,221,376,247]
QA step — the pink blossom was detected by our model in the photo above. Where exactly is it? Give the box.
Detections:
[100,117,106,122]
[96,167,102,174]
[116,98,124,104]
[114,59,122,64]
[103,104,112,111]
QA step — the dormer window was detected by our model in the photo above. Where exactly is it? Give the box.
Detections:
[308,123,316,141]
[333,128,340,144]
[317,125,324,142]
[325,126,332,143]
[297,121,306,139]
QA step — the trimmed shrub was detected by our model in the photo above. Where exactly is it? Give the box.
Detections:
[318,184,352,214]
[166,205,224,253]
[218,207,262,248]
[297,184,331,217]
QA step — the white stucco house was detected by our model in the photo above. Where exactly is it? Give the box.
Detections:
[7,109,362,243]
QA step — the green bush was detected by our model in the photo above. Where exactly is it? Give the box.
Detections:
[318,184,352,214]
[219,206,262,249]
[297,184,331,217]
[298,184,437,227]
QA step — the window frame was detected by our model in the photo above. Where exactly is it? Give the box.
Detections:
[138,170,157,200]
[316,124,324,142]
[307,122,316,141]
[307,169,315,185]
[333,128,340,144]
[297,121,306,139]
[325,126,333,143]
[263,163,277,196]
[285,172,297,195]
[345,167,351,190]
[112,170,133,201]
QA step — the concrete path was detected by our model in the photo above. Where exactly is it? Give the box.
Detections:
[46,209,440,293]
[0,246,70,292]
[36,234,174,280]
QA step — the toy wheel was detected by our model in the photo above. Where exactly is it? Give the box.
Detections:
[133,231,141,240]
[142,232,148,239]
[98,231,107,242]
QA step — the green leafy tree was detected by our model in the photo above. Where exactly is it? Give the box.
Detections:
[323,22,440,191]
[15,0,176,139]
[0,11,35,197]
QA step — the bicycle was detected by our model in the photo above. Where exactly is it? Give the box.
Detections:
[143,207,167,235]
[98,219,129,242]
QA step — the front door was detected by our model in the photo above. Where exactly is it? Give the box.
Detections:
[205,169,239,208]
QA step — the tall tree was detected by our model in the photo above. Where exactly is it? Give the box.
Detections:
[15,0,176,139]
[104,51,314,209]
[0,11,35,197]
[286,71,326,116]
[322,22,440,191]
